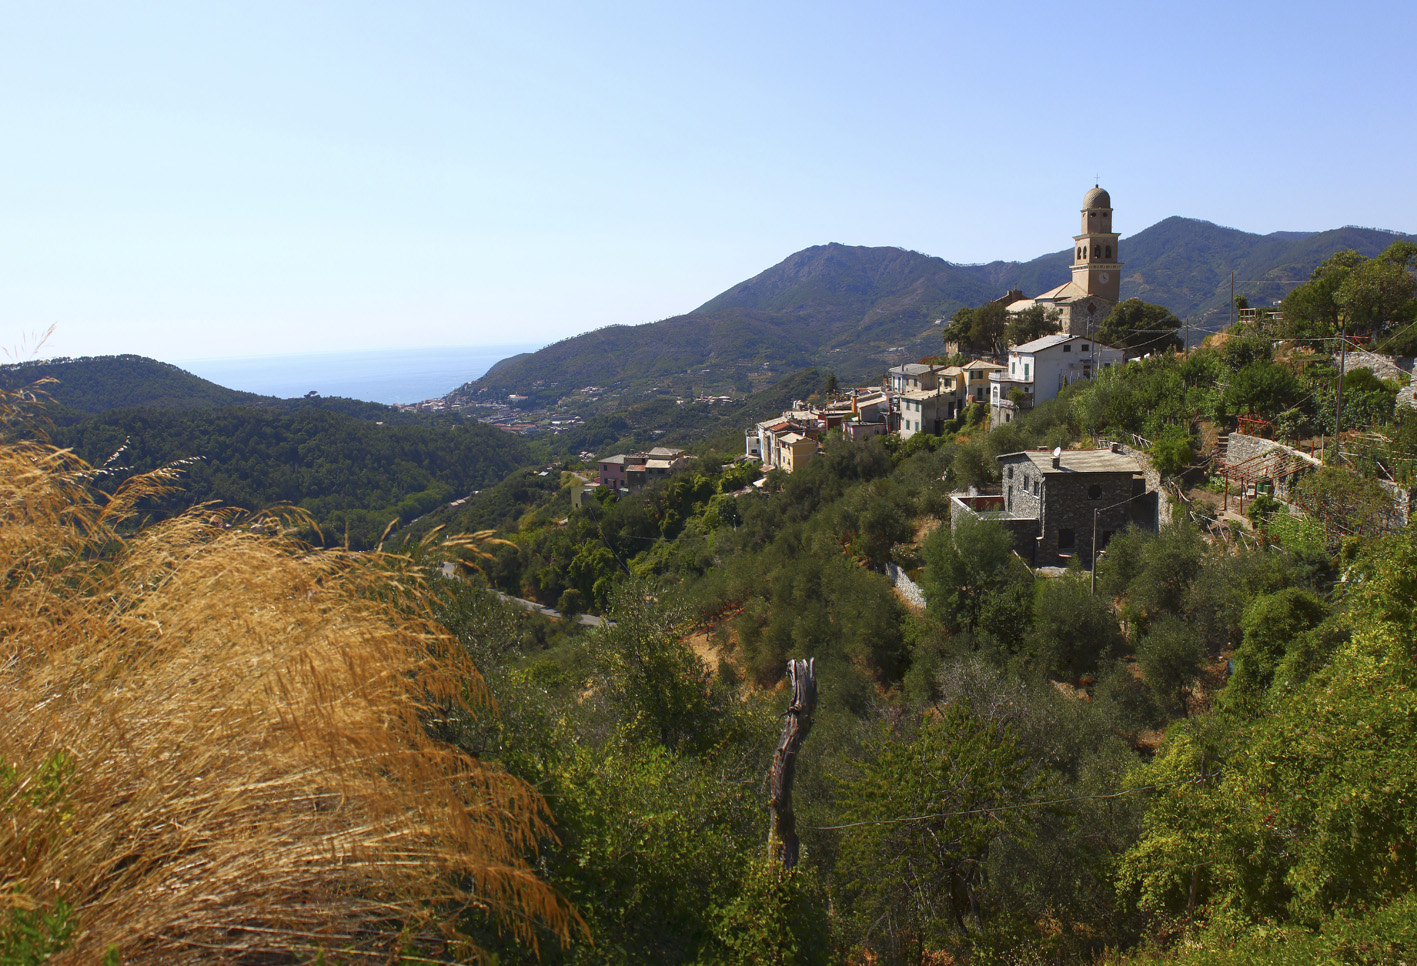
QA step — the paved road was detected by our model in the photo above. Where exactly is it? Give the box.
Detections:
[491,590,612,628]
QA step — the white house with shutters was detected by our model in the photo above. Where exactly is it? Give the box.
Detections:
[989,334,1123,427]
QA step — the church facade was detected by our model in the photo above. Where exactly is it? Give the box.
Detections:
[1007,185,1122,338]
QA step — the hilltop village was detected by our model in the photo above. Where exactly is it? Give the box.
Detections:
[585,186,1416,570]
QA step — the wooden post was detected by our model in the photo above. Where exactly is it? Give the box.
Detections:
[769,658,817,869]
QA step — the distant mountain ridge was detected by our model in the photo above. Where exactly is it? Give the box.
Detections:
[1,354,403,422]
[452,217,1415,404]
[3,354,263,412]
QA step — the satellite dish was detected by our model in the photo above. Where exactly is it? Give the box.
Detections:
[1052,446,1062,459]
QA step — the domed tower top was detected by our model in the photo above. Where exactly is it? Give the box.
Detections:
[1080,184,1113,235]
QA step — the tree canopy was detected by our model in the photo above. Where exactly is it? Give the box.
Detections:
[945,300,1009,356]
[1096,298,1184,354]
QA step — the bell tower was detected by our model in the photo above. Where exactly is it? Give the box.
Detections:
[1071,185,1121,303]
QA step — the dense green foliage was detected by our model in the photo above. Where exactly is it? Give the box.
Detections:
[1,354,262,412]
[50,403,535,548]
[1282,242,1417,353]
[1097,299,1184,353]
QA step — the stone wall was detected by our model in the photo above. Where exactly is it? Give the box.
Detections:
[1224,433,1321,502]
[885,562,927,609]
[1102,441,1173,524]
[1379,480,1414,529]
[1037,472,1140,567]
[1337,350,1408,383]
[949,494,1041,564]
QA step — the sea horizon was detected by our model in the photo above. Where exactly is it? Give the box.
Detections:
[173,344,541,405]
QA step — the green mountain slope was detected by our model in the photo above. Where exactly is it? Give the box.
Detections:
[2,354,264,412]
[51,404,536,548]
[1118,218,1416,327]
[1,354,539,549]
[453,218,1415,403]
[2,354,405,422]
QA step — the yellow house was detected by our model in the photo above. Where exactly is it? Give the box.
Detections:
[961,360,1005,405]
[777,433,818,473]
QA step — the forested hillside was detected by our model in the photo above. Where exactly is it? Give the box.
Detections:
[417,250,1417,963]
[50,404,536,548]
[1,353,403,420]
[2,354,266,411]
[6,245,1417,964]
[0,355,542,549]
[454,221,1416,403]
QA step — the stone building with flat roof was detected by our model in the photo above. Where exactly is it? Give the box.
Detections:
[954,446,1158,568]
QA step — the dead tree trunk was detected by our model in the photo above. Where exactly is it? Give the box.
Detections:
[769,657,817,868]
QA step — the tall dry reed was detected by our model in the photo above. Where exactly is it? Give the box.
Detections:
[0,388,574,963]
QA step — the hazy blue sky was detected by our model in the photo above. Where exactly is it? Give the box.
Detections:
[3,1,1414,362]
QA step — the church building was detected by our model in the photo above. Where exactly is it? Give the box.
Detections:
[1007,185,1122,338]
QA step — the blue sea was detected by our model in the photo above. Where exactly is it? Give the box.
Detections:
[174,345,540,405]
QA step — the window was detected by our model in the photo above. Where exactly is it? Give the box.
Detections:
[1063,343,1071,352]
[1081,344,1090,352]
[1088,483,1102,500]
[1058,528,1076,550]
[1105,245,1112,258]
[1023,362,1030,379]
[1006,466,1014,480]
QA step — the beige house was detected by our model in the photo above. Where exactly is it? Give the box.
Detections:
[888,363,948,394]
[597,447,690,495]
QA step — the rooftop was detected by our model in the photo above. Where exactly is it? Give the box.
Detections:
[1033,279,1090,303]
[889,363,939,376]
[998,449,1141,475]
[1011,333,1076,354]
[900,388,945,401]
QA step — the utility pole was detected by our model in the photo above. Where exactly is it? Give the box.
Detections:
[1334,322,1348,444]
[1230,273,1235,329]
[1091,506,1099,594]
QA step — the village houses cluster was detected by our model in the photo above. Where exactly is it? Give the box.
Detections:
[748,186,1133,465]
[590,187,1162,569]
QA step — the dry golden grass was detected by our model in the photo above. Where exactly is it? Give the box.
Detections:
[0,389,574,963]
